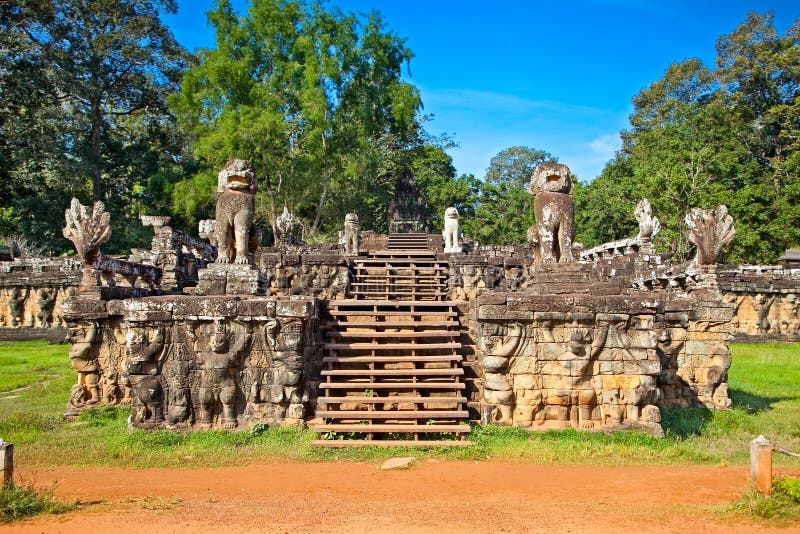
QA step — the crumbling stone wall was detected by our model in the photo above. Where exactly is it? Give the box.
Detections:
[0,258,82,341]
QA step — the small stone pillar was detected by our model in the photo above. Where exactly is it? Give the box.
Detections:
[750,435,773,495]
[0,439,13,485]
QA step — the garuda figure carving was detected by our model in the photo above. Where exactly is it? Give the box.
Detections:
[215,159,258,265]
[125,327,165,426]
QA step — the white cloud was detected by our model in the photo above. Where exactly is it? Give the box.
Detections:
[588,133,620,156]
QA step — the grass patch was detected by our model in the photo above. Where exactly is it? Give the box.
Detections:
[726,476,800,526]
[0,341,799,468]
[0,342,70,393]
[0,481,75,523]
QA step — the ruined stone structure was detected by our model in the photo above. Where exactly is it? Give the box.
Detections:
[0,158,786,442]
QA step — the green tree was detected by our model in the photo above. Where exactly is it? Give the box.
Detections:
[170,0,423,240]
[0,0,190,253]
[472,146,555,244]
[578,12,800,263]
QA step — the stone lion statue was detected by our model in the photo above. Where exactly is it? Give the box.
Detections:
[343,213,359,256]
[442,207,460,253]
[215,159,257,264]
[529,163,574,263]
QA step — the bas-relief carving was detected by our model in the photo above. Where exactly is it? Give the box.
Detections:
[65,319,128,414]
[8,288,28,327]
[477,311,671,435]
[93,301,321,431]
[196,321,250,429]
[37,289,57,327]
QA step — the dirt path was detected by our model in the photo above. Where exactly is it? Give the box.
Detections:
[4,462,798,533]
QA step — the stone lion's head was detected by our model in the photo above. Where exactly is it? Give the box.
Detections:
[218,159,257,194]
[529,162,572,195]
[345,213,359,226]
[445,207,459,219]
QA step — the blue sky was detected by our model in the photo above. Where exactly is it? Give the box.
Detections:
[163,1,799,182]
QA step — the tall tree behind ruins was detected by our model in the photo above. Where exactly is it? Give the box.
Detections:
[575,12,800,263]
[169,0,433,240]
[0,0,189,253]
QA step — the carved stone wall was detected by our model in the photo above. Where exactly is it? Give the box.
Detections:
[474,290,732,435]
[62,296,320,430]
[0,258,82,341]
[716,265,800,341]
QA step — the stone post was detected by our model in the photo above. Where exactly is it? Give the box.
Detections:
[750,435,773,496]
[0,439,12,485]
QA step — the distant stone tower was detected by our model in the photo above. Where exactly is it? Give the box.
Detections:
[388,170,427,233]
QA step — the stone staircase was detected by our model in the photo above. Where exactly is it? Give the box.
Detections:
[311,236,471,446]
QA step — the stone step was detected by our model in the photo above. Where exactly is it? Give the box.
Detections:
[312,424,471,433]
[324,320,459,328]
[321,368,463,377]
[327,331,459,339]
[311,439,472,447]
[315,410,468,419]
[318,396,467,405]
[319,382,466,390]
[323,342,461,350]
[329,299,461,307]
[328,310,458,317]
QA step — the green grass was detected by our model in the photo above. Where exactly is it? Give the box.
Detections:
[726,476,800,525]
[0,341,799,469]
[0,342,72,395]
[0,482,75,523]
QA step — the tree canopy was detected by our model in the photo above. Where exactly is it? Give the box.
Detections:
[575,12,800,263]
[1,5,798,264]
[0,0,189,253]
[169,0,429,240]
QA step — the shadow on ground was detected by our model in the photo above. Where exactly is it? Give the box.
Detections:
[729,388,794,414]
[660,407,713,439]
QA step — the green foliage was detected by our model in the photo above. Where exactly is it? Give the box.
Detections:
[170,0,426,239]
[0,482,75,524]
[0,0,191,254]
[777,477,800,503]
[470,146,555,244]
[728,478,800,524]
[578,12,800,262]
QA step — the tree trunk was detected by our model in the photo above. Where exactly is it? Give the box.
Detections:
[312,127,329,233]
[90,99,102,202]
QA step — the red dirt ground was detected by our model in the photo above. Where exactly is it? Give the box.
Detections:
[3,462,799,533]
